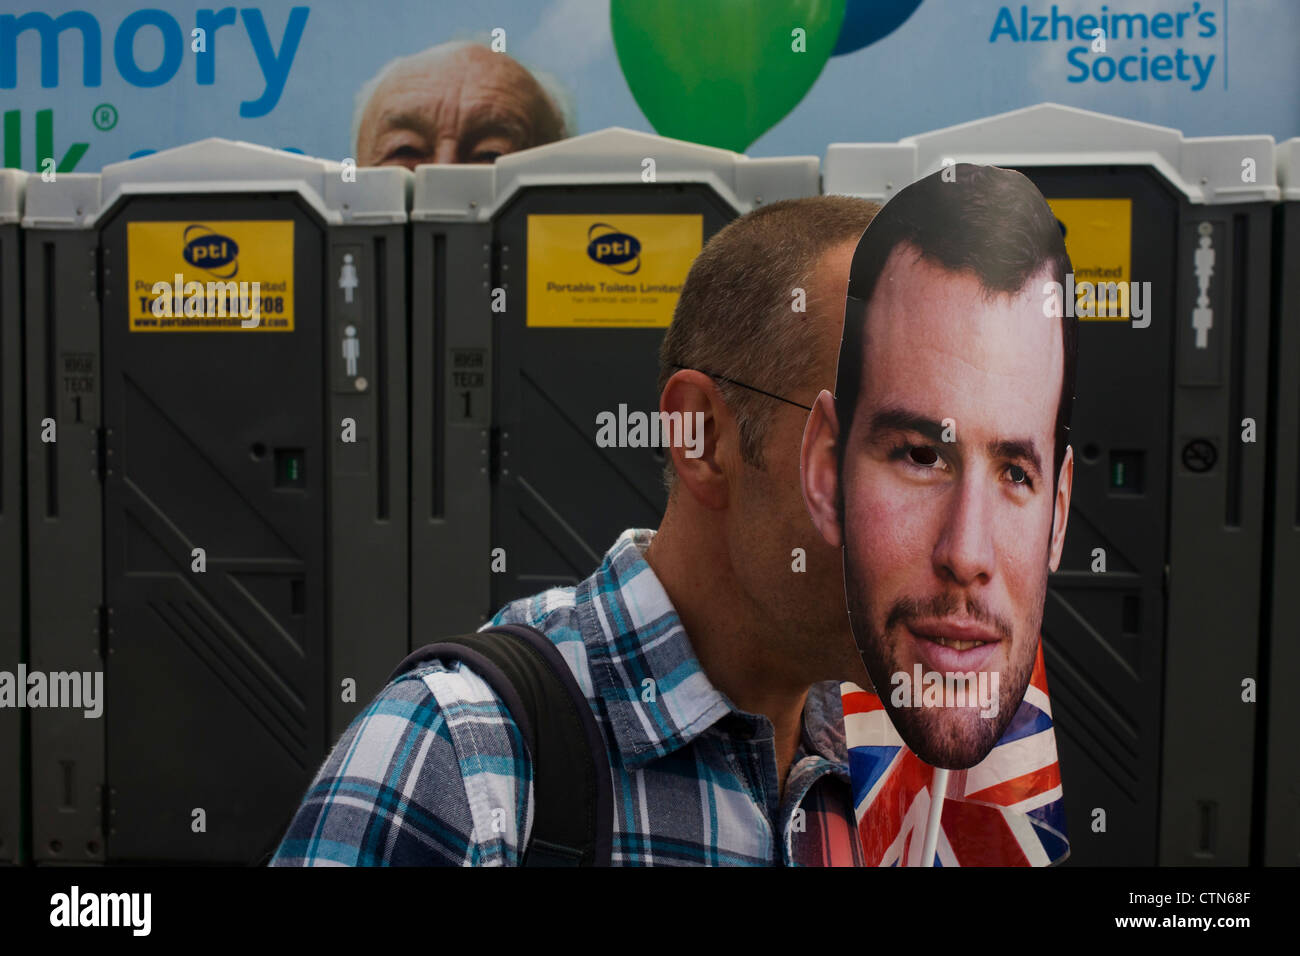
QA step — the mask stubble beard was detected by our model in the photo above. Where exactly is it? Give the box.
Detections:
[842,541,1044,769]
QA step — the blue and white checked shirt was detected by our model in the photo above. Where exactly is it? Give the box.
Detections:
[272,528,864,866]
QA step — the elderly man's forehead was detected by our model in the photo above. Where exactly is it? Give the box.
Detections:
[387,46,536,90]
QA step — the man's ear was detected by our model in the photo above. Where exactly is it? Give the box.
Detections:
[801,389,844,549]
[1047,444,1074,572]
[660,369,730,511]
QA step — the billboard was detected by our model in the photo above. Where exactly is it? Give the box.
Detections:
[2,0,1296,175]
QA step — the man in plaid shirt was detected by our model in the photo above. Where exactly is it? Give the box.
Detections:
[272,196,879,866]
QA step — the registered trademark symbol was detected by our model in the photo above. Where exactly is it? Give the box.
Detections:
[92,103,118,131]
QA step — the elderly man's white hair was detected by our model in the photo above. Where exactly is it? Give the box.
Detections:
[350,40,575,158]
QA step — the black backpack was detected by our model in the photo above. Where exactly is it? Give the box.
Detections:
[387,623,614,866]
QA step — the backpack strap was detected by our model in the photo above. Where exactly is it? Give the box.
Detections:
[388,623,613,867]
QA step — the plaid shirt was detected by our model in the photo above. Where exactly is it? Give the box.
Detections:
[271,528,864,866]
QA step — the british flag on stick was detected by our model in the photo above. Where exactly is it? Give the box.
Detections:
[842,638,1070,866]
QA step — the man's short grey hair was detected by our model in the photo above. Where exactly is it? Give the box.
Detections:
[350,40,575,158]
[657,195,881,494]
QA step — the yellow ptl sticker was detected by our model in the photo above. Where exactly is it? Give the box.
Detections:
[128,220,294,331]
[526,214,703,327]
[1045,199,1132,321]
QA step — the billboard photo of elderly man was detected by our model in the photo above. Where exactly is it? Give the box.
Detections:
[801,163,1078,770]
[352,41,571,169]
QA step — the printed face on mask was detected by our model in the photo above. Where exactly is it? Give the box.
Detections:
[803,243,1074,768]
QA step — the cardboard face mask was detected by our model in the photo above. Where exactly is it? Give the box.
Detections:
[801,162,1076,773]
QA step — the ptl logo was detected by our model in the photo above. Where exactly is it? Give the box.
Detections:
[182,224,239,278]
[587,222,641,275]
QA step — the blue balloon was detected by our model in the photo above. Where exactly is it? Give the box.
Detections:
[832,0,924,55]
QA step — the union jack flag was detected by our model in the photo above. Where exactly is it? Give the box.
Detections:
[842,638,1069,866]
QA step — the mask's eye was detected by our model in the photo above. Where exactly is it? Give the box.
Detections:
[1007,463,1031,486]
[887,442,947,473]
[909,446,940,467]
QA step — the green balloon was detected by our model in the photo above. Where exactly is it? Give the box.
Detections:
[611,0,846,153]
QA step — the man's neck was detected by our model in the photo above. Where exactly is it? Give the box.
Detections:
[643,510,813,795]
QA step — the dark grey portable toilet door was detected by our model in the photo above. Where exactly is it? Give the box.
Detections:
[1018,167,1179,865]
[491,185,734,607]
[100,196,326,862]
[0,219,21,865]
